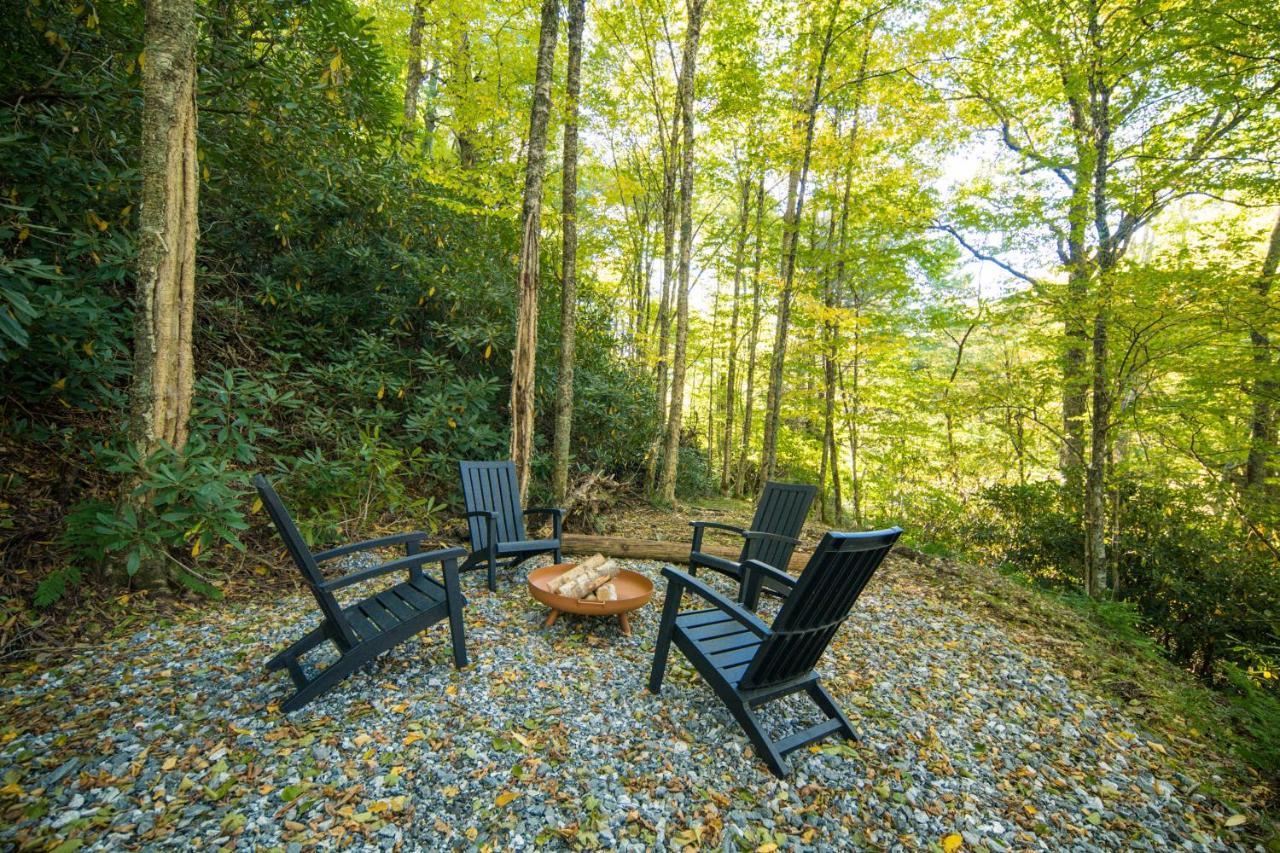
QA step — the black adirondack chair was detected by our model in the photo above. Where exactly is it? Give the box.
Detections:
[688,481,817,606]
[650,527,903,777]
[254,475,469,712]
[457,460,564,591]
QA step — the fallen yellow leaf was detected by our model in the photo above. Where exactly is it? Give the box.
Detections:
[1225,814,1248,828]
[942,833,963,853]
[495,790,518,807]
[402,731,425,747]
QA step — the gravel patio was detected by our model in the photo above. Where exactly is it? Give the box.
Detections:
[0,554,1250,850]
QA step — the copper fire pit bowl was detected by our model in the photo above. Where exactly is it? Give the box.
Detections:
[528,562,654,636]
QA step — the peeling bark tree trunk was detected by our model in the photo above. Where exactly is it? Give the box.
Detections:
[721,175,750,495]
[759,0,840,485]
[509,0,560,500]
[551,0,586,504]
[736,173,765,497]
[131,0,198,460]
[403,0,425,123]
[128,0,198,584]
[1246,211,1280,493]
[657,0,708,503]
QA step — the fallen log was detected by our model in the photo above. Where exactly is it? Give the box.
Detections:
[560,534,811,574]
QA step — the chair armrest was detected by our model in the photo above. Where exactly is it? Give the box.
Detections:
[688,520,747,553]
[320,546,468,591]
[742,530,801,546]
[688,520,747,536]
[661,566,770,636]
[524,508,564,540]
[741,558,797,589]
[313,531,431,563]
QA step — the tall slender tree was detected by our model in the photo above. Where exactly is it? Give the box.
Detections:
[509,0,561,499]
[736,173,766,496]
[1246,212,1280,494]
[759,0,841,484]
[721,173,750,494]
[552,0,587,504]
[658,0,709,503]
[403,0,426,123]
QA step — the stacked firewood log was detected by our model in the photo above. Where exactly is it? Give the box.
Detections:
[547,553,619,601]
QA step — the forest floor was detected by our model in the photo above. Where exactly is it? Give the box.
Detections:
[0,500,1274,850]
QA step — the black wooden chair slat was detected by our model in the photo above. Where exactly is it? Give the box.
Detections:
[376,589,417,622]
[699,632,760,654]
[457,461,563,591]
[396,580,439,611]
[345,609,381,644]
[676,609,732,629]
[254,474,469,712]
[650,526,902,777]
[688,481,816,604]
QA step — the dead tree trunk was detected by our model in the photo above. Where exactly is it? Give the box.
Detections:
[657,0,709,503]
[552,0,586,504]
[509,0,560,500]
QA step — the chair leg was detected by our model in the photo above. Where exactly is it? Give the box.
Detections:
[553,546,563,563]
[266,623,327,671]
[648,586,683,693]
[486,548,497,592]
[807,682,856,740]
[726,699,789,778]
[281,649,369,712]
[446,590,468,670]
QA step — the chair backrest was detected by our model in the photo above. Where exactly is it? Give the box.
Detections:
[253,475,356,646]
[739,527,902,691]
[458,460,527,552]
[741,481,817,569]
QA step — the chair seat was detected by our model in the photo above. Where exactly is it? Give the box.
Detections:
[495,538,559,556]
[342,576,446,643]
[676,608,762,687]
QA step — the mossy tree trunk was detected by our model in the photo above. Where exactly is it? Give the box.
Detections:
[127,0,199,584]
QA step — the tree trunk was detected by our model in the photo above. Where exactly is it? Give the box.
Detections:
[1246,211,1280,493]
[132,0,198,461]
[838,308,863,526]
[423,57,440,156]
[759,0,841,485]
[736,173,765,496]
[657,0,708,503]
[645,110,681,494]
[128,0,198,584]
[721,175,750,495]
[551,0,586,504]
[509,0,560,500]
[403,0,425,123]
